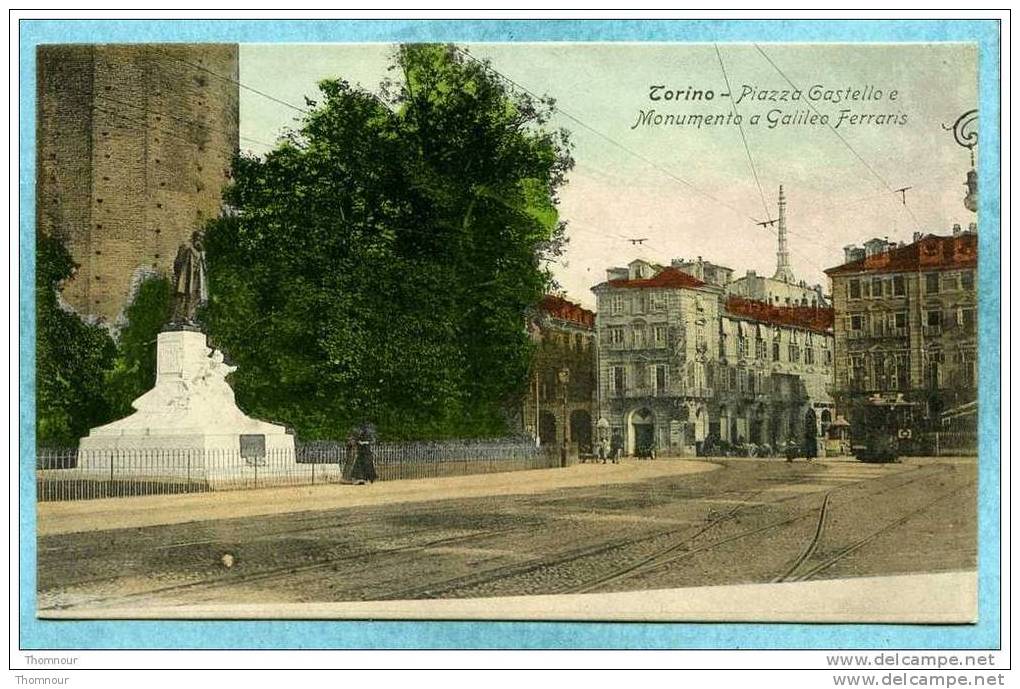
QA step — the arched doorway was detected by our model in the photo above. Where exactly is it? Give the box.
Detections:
[694,405,708,442]
[718,405,730,443]
[803,408,818,458]
[750,404,767,444]
[539,411,557,446]
[820,409,832,437]
[628,407,655,456]
[570,409,593,454]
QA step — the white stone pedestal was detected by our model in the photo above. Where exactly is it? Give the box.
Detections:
[79,330,297,488]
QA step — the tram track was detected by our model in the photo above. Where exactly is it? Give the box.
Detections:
[388,463,955,600]
[38,460,969,609]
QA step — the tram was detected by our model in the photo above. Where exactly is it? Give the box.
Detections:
[850,394,918,463]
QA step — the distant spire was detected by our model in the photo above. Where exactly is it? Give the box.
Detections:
[773,185,795,283]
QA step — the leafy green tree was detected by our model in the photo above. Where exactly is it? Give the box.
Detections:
[202,44,573,440]
[104,275,173,418]
[35,235,117,446]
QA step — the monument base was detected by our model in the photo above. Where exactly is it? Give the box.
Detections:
[78,330,298,488]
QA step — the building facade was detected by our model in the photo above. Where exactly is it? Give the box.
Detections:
[825,230,978,429]
[523,295,597,452]
[37,44,240,324]
[591,260,834,456]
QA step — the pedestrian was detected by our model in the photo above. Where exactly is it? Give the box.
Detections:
[599,436,611,464]
[351,422,379,484]
[784,437,799,463]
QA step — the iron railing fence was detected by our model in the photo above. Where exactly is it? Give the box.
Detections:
[907,432,978,457]
[36,438,559,503]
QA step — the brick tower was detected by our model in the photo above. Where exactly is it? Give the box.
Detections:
[36,44,239,324]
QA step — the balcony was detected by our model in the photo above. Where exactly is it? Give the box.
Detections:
[922,325,943,337]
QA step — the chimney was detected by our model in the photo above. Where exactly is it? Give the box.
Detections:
[952,223,962,236]
[913,231,922,243]
[968,222,977,234]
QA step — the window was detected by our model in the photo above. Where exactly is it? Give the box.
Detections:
[719,333,727,358]
[850,355,866,390]
[874,356,889,390]
[788,343,801,363]
[632,324,645,349]
[849,279,861,299]
[961,271,975,291]
[755,337,767,360]
[772,340,781,361]
[958,350,976,387]
[962,308,976,329]
[925,272,941,294]
[871,278,883,298]
[611,366,625,395]
[943,274,958,291]
[894,312,908,329]
[893,275,906,296]
[611,295,625,315]
[805,346,815,365]
[632,295,645,315]
[894,353,909,390]
[926,310,942,328]
[737,336,748,359]
[654,325,667,347]
[655,365,667,392]
[924,350,944,389]
[824,348,833,366]
[651,293,666,311]
[610,327,625,347]
[850,315,864,332]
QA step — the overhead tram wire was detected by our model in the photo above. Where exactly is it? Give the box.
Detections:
[160,49,398,117]
[715,44,773,224]
[453,45,844,273]
[157,50,311,116]
[451,46,758,225]
[93,91,278,154]
[752,43,924,232]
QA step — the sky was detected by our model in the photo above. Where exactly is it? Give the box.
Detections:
[239,43,978,309]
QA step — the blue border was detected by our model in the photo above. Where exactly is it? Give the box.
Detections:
[18,18,1001,651]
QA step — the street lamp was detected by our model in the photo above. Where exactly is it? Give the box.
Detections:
[943,109,978,213]
[558,367,571,467]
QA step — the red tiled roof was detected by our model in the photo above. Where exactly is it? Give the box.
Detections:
[606,267,707,290]
[725,296,834,334]
[540,294,595,329]
[825,233,977,277]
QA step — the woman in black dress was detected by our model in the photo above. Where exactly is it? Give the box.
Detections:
[351,423,378,484]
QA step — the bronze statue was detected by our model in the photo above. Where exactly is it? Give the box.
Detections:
[170,231,208,328]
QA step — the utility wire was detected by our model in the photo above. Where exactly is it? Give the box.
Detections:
[94,90,275,152]
[158,50,311,115]
[715,44,773,223]
[454,45,850,272]
[452,46,761,224]
[752,43,923,232]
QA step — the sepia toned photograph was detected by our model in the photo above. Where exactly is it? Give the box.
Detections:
[33,40,981,623]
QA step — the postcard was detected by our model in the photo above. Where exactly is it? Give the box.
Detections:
[28,36,988,630]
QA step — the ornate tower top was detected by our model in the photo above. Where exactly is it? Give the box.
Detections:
[773,185,796,283]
